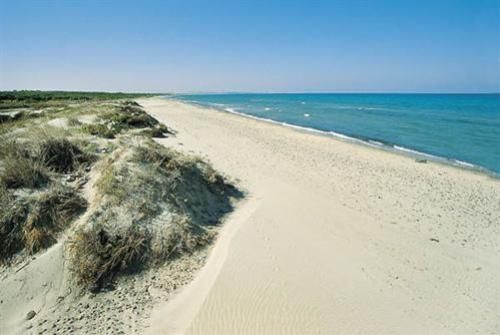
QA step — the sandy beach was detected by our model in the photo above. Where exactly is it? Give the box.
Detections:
[141,97,500,334]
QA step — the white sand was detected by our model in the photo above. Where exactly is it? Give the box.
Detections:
[141,97,500,335]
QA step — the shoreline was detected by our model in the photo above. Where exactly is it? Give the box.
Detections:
[171,97,498,179]
[141,97,500,334]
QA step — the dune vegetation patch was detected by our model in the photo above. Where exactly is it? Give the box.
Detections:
[39,138,93,173]
[69,223,150,291]
[23,186,87,254]
[0,92,242,327]
[0,136,94,189]
[82,100,173,139]
[0,184,87,263]
[69,138,242,291]
[0,126,97,263]
[0,144,49,189]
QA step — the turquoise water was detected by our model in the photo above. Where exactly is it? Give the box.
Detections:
[175,94,500,175]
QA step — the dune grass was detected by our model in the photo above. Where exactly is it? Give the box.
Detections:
[0,185,28,261]
[69,138,241,291]
[82,123,117,139]
[24,186,87,253]
[1,94,241,296]
[0,185,87,263]
[40,138,93,173]
[82,101,172,139]
[0,136,94,188]
[0,141,49,188]
[69,224,150,291]
[0,134,94,262]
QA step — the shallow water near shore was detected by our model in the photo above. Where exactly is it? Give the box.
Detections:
[175,93,500,175]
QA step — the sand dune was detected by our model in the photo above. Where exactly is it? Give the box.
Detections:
[141,98,500,334]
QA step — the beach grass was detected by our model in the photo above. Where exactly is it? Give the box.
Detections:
[0,92,241,296]
[69,137,241,291]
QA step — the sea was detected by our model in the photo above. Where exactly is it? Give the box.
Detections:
[174,93,500,176]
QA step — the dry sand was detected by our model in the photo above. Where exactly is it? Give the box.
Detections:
[141,97,500,335]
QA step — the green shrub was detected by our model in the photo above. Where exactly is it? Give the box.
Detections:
[106,105,158,128]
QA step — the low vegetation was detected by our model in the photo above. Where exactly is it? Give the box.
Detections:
[82,101,173,139]
[40,138,93,173]
[0,135,92,263]
[23,186,87,254]
[0,141,49,188]
[69,224,150,291]
[0,136,94,188]
[0,91,241,297]
[0,184,87,263]
[69,139,241,291]
[82,123,117,139]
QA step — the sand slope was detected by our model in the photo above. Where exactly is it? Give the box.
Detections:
[141,98,500,334]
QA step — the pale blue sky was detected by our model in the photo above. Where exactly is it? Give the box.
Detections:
[0,0,499,93]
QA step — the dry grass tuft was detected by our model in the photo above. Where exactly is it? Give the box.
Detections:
[67,117,82,127]
[140,125,171,138]
[151,215,215,262]
[0,185,87,263]
[0,185,28,261]
[82,123,117,139]
[122,100,141,107]
[0,141,49,188]
[94,163,128,204]
[0,136,93,188]
[39,138,91,173]
[24,186,87,253]
[69,224,149,292]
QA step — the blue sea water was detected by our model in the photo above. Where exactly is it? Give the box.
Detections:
[175,94,500,175]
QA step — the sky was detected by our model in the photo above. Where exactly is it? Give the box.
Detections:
[0,0,499,93]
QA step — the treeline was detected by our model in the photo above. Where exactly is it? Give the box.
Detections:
[0,90,159,102]
[0,90,164,109]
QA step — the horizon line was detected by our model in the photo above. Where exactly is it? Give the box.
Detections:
[1,89,499,95]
